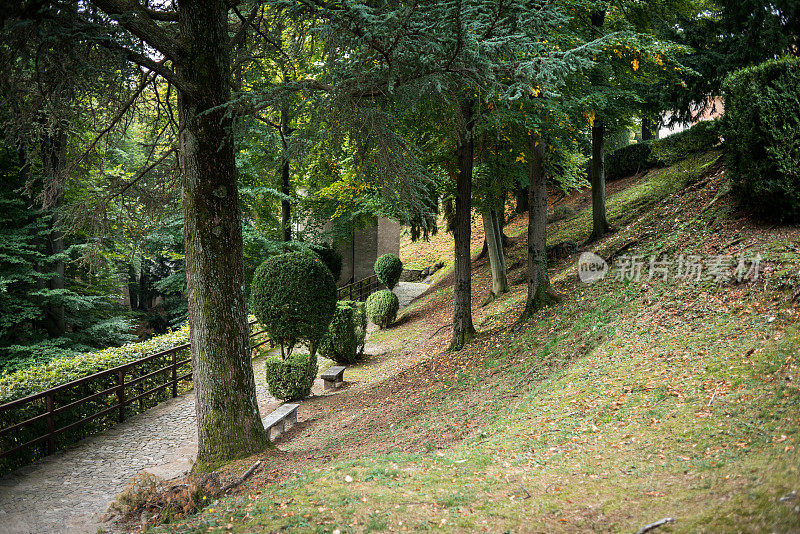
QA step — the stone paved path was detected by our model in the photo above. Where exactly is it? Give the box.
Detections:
[0,281,429,534]
[393,281,429,309]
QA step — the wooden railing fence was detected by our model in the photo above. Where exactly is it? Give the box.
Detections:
[337,274,382,302]
[0,274,382,472]
[0,322,268,471]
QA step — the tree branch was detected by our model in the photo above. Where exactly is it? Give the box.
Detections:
[105,147,177,204]
[68,71,155,174]
[90,0,184,60]
[230,4,260,52]
[142,5,179,21]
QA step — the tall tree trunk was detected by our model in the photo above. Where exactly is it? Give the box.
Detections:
[587,8,611,243]
[450,99,476,351]
[642,115,655,141]
[588,118,611,242]
[515,180,529,213]
[493,210,508,272]
[521,134,559,320]
[177,0,269,468]
[127,263,139,310]
[41,129,66,338]
[280,107,291,242]
[481,209,508,305]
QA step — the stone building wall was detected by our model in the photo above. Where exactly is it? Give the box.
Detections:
[337,217,400,285]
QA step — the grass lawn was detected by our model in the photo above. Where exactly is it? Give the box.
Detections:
[146,150,800,533]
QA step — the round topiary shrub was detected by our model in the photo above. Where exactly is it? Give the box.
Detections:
[309,243,343,281]
[723,56,800,221]
[365,290,399,329]
[319,301,367,364]
[263,352,318,401]
[251,251,337,350]
[374,253,403,289]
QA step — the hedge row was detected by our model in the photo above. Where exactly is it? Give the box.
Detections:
[604,120,722,182]
[0,325,192,474]
[723,56,800,221]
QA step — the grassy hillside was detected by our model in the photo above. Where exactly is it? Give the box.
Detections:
[149,150,800,533]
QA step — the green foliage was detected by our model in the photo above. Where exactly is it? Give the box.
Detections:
[374,254,403,290]
[0,326,191,474]
[655,0,799,125]
[251,252,337,352]
[0,145,133,372]
[366,290,399,329]
[309,243,343,281]
[263,352,318,401]
[649,120,722,166]
[319,301,367,365]
[606,142,653,181]
[723,57,800,221]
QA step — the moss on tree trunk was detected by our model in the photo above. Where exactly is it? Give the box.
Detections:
[521,134,559,321]
[177,0,269,468]
[450,99,477,351]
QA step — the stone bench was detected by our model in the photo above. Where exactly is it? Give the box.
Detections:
[321,366,346,390]
[262,403,298,440]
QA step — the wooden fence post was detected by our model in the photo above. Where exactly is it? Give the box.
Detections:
[171,351,178,398]
[45,394,55,455]
[117,369,125,423]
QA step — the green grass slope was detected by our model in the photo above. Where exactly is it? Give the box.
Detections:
[151,150,800,533]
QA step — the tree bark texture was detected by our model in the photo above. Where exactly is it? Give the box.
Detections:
[589,119,611,241]
[177,0,269,467]
[280,107,292,242]
[482,210,508,304]
[522,134,559,320]
[450,99,476,351]
[588,9,611,242]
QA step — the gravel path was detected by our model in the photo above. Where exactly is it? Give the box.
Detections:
[0,281,429,534]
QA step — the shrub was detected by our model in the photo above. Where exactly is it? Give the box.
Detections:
[723,56,800,221]
[309,243,343,281]
[649,119,722,166]
[319,301,367,365]
[606,142,652,181]
[374,253,403,289]
[366,290,399,329]
[251,252,337,351]
[263,352,318,401]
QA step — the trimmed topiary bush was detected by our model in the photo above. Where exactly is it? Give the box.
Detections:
[374,253,403,289]
[251,252,337,396]
[263,352,318,401]
[309,243,343,281]
[366,290,399,329]
[251,252,337,351]
[723,56,800,221]
[606,142,652,181]
[319,301,367,365]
